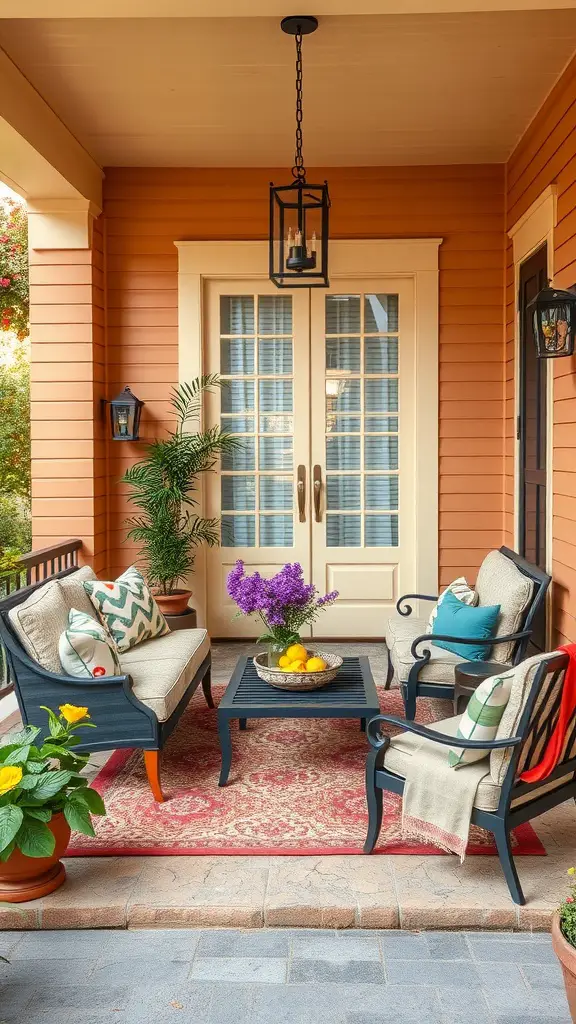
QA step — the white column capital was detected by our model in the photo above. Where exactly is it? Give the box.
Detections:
[27,197,101,250]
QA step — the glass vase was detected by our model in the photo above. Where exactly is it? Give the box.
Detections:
[267,642,286,669]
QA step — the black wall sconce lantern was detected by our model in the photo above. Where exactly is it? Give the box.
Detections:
[109,386,144,441]
[269,16,330,289]
[527,284,576,358]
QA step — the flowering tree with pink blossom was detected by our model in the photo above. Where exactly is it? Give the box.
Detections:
[0,196,28,341]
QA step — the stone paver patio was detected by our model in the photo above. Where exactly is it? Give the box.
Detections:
[0,927,570,1022]
[0,643,574,932]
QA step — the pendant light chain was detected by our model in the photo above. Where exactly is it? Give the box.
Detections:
[292,29,306,182]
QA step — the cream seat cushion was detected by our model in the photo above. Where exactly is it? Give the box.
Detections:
[385,614,461,685]
[475,550,533,663]
[384,714,501,812]
[8,566,99,674]
[119,628,210,721]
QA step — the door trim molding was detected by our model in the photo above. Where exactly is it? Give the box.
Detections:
[175,238,442,626]
[509,186,556,650]
[508,186,556,575]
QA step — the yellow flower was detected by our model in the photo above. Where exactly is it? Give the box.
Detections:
[0,765,23,795]
[568,867,576,876]
[59,704,90,725]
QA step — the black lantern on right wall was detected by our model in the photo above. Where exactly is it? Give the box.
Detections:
[527,284,576,358]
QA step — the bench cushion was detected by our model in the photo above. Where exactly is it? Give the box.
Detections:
[119,628,210,721]
[8,566,99,674]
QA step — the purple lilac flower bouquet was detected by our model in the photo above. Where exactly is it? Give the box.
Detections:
[226,560,338,662]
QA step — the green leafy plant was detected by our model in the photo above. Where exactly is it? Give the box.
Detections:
[560,867,576,948]
[0,197,28,341]
[0,704,105,861]
[122,375,243,595]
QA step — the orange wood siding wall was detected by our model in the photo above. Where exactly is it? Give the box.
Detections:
[505,55,576,645]
[29,221,108,573]
[103,165,506,584]
[28,166,506,588]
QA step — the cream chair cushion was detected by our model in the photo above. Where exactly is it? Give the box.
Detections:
[475,551,533,663]
[490,652,553,786]
[385,614,461,685]
[383,714,501,812]
[119,628,210,721]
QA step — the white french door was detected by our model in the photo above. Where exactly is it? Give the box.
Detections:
[205,277,416,638]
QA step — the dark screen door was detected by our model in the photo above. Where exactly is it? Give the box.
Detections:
[518,244,548,650]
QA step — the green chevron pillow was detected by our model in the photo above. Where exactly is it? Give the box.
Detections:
[59,607,122,679]
[83,566,170,654]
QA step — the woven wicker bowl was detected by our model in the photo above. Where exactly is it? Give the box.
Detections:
[253,651,343,691]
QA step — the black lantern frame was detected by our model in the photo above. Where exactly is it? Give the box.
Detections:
[527,285,576,358]
[269,179,330,288]
[269,15,330,289]
[109,386,144,441]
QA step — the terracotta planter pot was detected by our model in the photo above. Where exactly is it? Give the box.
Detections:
[552,911,576,1022]
[155,589,192,616]
[0,811,70,903]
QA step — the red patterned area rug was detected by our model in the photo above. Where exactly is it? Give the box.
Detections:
[68,686,545,857]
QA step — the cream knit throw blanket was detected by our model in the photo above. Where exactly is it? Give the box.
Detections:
[398,723,491,860]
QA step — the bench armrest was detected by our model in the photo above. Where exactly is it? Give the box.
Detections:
[366,714,522,752]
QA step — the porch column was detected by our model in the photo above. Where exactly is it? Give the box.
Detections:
[29,212,108,573]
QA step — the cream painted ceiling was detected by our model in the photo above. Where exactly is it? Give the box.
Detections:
[1,11,576,167]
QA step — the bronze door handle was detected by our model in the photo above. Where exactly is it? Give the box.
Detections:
[313,464,322,522]
[297,465,306,522]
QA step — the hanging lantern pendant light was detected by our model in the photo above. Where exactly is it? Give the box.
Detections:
[269,15,330,288]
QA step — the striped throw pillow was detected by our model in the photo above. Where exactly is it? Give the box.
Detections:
[59,608,122,679]
[83,566,169,653]
[427,576,477,632]
[448,673,513,769]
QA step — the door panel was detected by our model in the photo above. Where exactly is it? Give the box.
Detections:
[205,281,311,637]
[518,245,548,651]
[310,280,416,637]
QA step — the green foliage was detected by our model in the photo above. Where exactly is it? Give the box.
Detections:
[0,198,28,341]
[0,334,30,500]
[122,375,243,595]
[560,868,576,948]
[0,706,105,860]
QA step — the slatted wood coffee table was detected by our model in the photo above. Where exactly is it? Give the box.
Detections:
[217,655,379,786]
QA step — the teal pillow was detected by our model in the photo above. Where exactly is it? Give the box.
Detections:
[432,591,501,661]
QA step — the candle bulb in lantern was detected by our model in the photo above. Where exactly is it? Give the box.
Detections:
[311,231,317,253]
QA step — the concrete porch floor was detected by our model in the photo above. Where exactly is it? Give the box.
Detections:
[0,643,573,932]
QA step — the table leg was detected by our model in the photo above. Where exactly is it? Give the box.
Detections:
[239,718,247,731]
[218,715,233,787]
[360,718,366,732]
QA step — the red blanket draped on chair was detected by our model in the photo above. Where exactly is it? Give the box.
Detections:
[520,643,576,784]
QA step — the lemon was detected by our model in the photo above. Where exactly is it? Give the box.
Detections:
[306,656,327,673]
[278,655,291,668]
[286,643,308,663]
[289,660,306,672]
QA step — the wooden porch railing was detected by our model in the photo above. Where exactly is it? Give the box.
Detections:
[0,538,82,698]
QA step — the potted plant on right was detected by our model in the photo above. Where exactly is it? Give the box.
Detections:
[552,866,576,1021]
[122,375,242,624]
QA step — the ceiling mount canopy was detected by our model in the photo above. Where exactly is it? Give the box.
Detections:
[269,14,330,289]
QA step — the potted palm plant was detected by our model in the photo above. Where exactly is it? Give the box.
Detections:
[552,867,576,1020]
[122,375,242,620]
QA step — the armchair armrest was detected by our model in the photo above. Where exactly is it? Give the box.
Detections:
[366,714,522,752]
[410,630,531,660]
[396,594,438,618]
